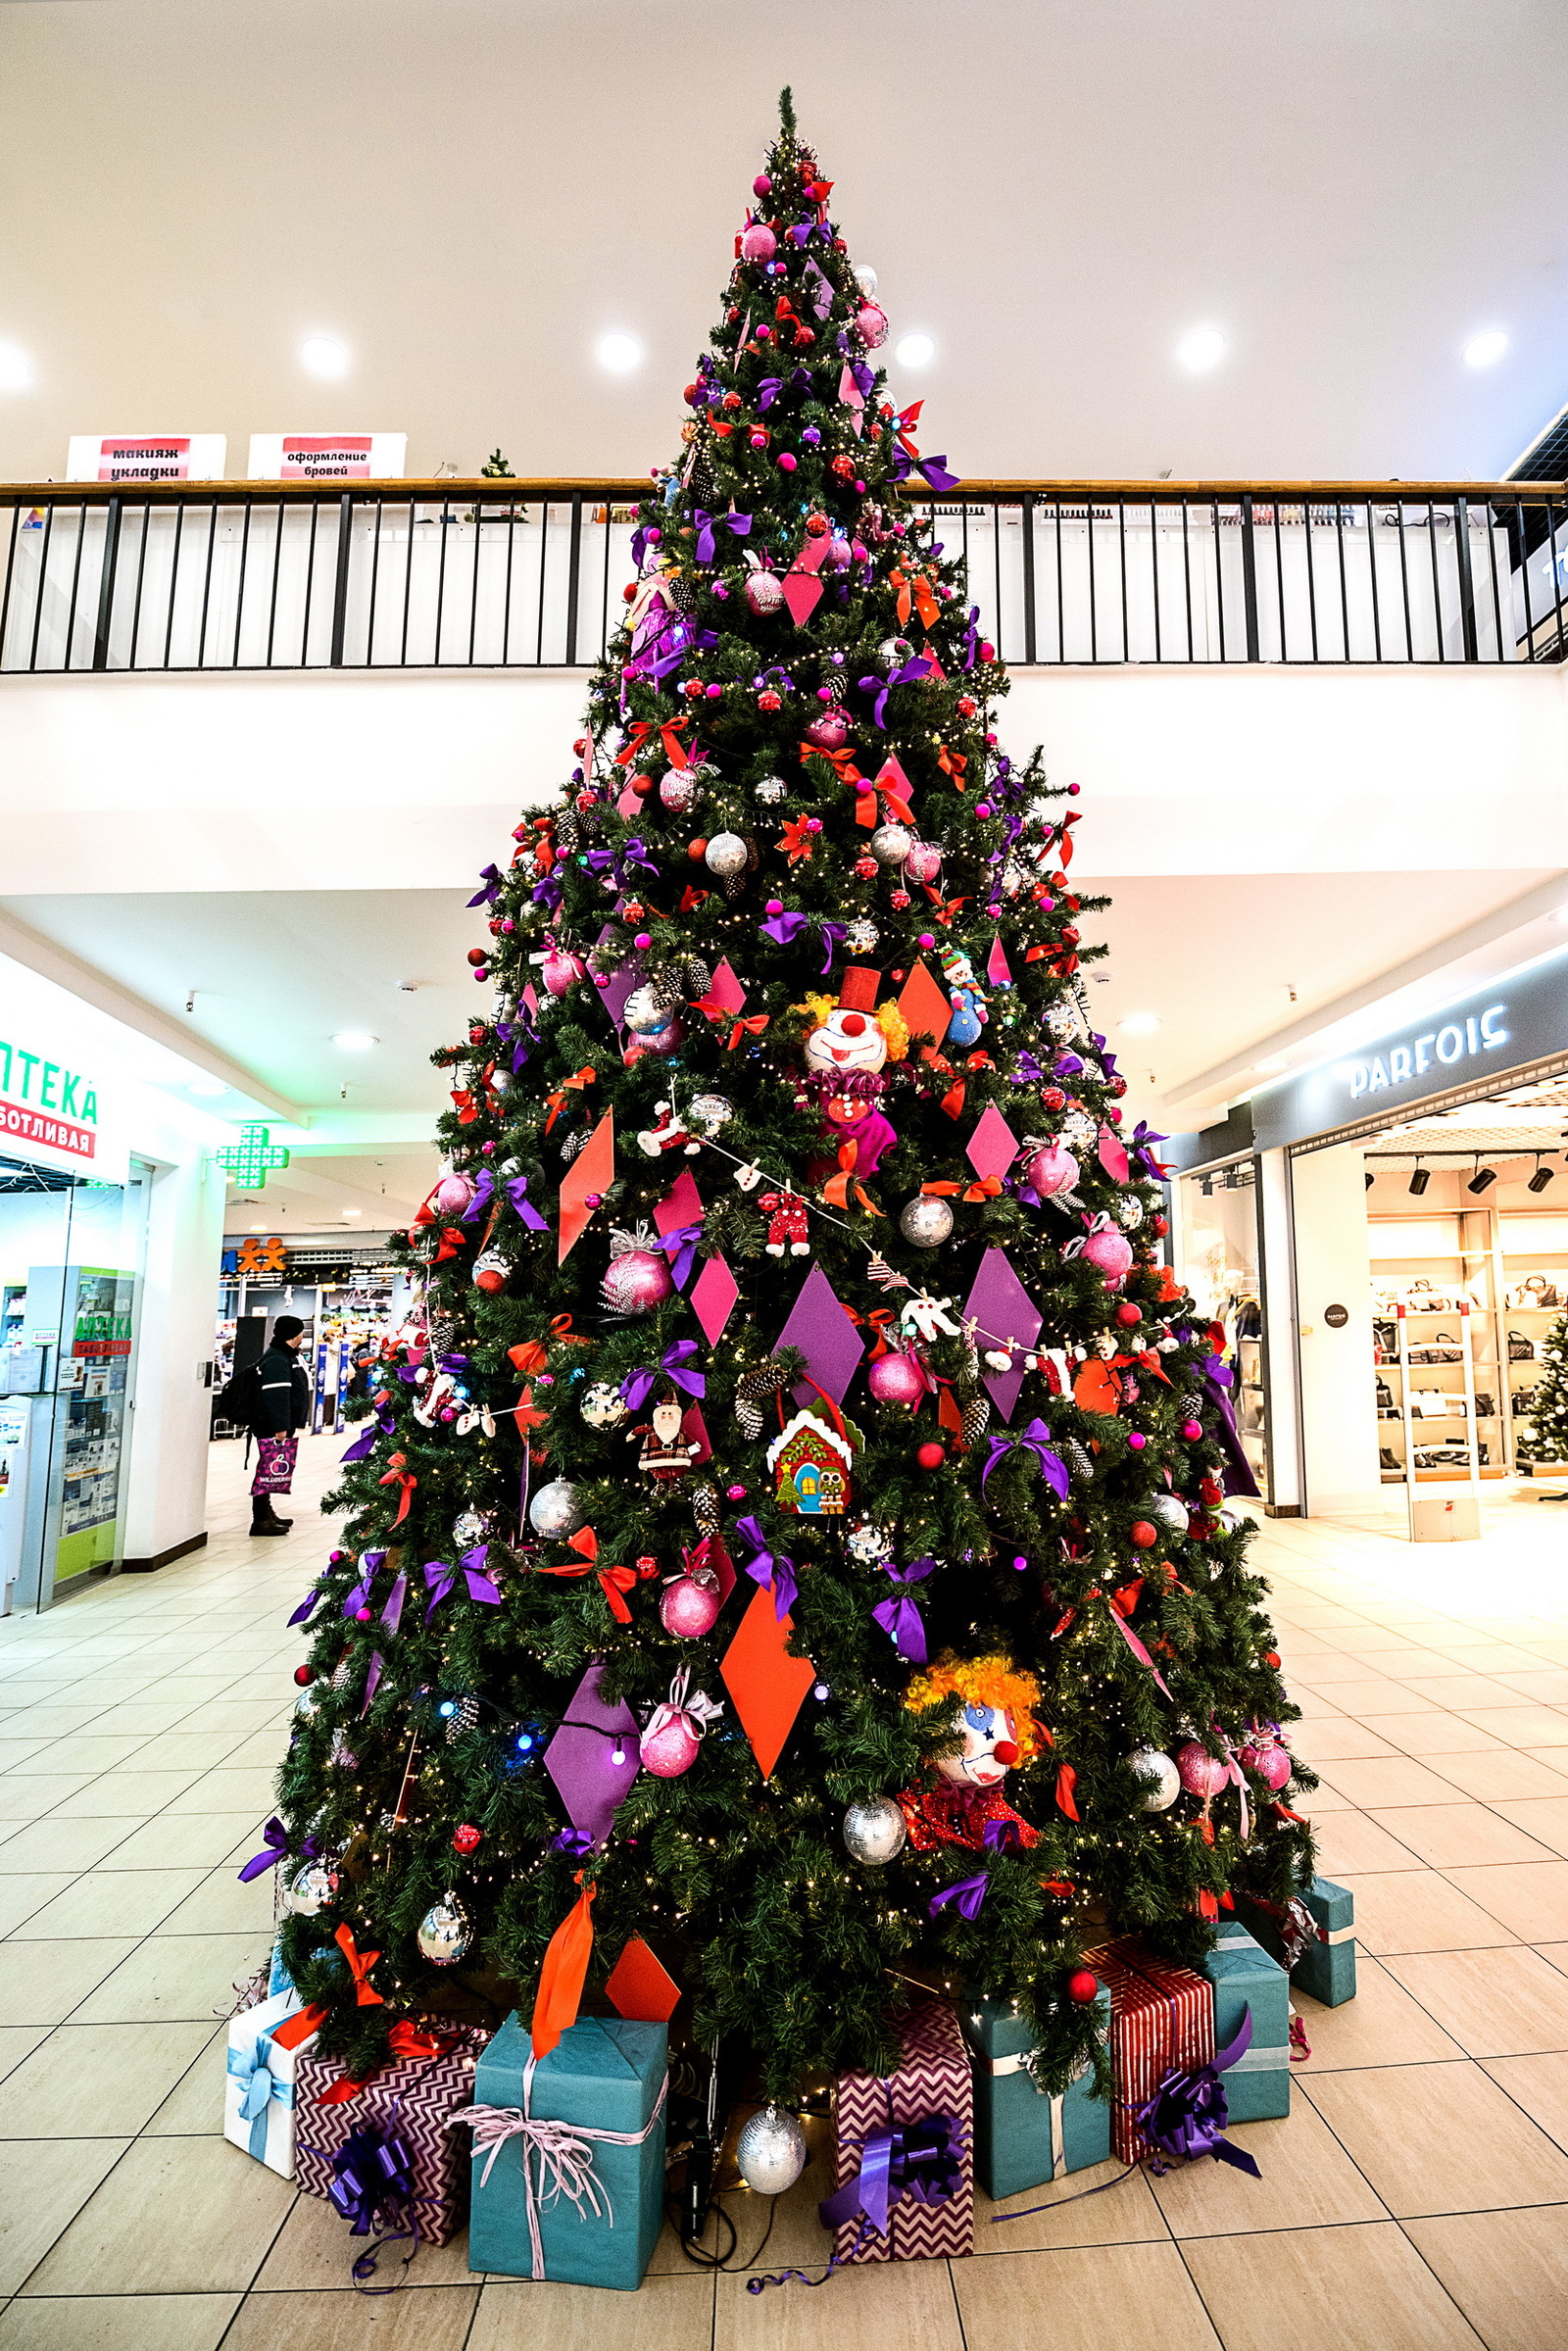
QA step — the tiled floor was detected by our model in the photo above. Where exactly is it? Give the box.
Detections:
[0,1453,1567,2346]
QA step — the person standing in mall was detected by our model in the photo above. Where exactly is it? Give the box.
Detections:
[251,1313,310,1536]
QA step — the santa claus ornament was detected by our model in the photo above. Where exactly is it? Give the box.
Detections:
[896,1651,1042,1852]
[634,1392,703,1484]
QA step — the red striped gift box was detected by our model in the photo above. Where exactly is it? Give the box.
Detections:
[1082,1938,1214,2165]
[830,1998,974,2264]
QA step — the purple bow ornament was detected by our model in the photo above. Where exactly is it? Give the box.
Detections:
[736,1515,798,1619]
[872,1556,934,1663]
[466,864,505,908]
[692,509,752,563]
[657,1222,705,1291]
[760,906,809,946]
[929,1874,988,1921]
[506,1176,549,1233]
[422,1546,502,1624]
[980,1420,1070,1499]
[620,1341,707,1413]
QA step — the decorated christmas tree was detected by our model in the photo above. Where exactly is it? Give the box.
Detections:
[275,92,1311,2138]
[1516,1307,1568,1466]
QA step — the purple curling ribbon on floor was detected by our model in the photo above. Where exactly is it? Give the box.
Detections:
[980,1420,1070,1498]
[422,1546,502,1623]
[620,1341,707,1413]
[928,1874,988,1922]
[1133,2006,1260,2177]
[872,1557,934,1663]
[736,1515,797,1619]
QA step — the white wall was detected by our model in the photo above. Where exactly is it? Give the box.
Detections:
[1291,1142,1382,1517]
[121,1141,226,1567]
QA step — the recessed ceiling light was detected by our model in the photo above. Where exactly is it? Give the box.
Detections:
[342,1206,363,1217]
[1256,1053,1291,1073]
[0,342,33,393]
[1176,325,1226,373]
[186,1076,227,1097]
[301,333,350,379]
[1117,1013,1161,1035]
[596,331,643,374]
[250,1222,269,1233]
[331,1032,378,1051]
[1462,329,1508,369]
[895,332,935,368]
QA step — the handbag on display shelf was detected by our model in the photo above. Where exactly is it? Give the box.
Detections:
[1514,1386,1538,1412]
[1506,1275,1560,1310]
[1509,1331,1536,1363]
[1373,1319,1398,1364]
[1410,1390,1463,1419]
[1376,1378,1396,1415]
[1409,1332,1463,1364]
[1474,1393,1495,1417]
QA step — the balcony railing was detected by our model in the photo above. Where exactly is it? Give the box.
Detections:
[2,475,1566,676]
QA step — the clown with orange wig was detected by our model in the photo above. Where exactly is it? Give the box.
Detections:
[897,1651,1042,1852]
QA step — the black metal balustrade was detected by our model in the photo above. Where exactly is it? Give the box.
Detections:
[1,476,1566,675]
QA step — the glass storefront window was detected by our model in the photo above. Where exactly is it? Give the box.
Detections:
[0,1154,150,1612]
[1178,1159,1269,1499]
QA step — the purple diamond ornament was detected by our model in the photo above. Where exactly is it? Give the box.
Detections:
[543,1661,641,1846]
[962,1246,1042,1424]
[774,1263,864,1408]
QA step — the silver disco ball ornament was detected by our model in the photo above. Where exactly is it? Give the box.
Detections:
[688,1093,733,1135]
[1126,1748,1182,1812]
[293,1685,319,1721]
[488,1066,512,1098]
[1116,1194,1145,1231]
[285,1861,336,1916]
[735,2104,808,2195]
[416,1895,471,1967]
[899,1195,954,1249]
[846,919,880,954]
[528,1478,584,1539]
[580,1381,628,1431]
[876,635,914,670]
[1151,1494,1190,1535]
[1061,1109,1098,1151]
[623,985,677,1037]
[704,831,749,878]
[842,1795,908,1867]
[1046,1003,1081,1045]
[869,821,913,866]
[453,1509,486,1547]
[755,774,787,805]
[855,263,879,297]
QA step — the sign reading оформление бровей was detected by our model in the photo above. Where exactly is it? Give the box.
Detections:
[1251,948,1568,1152]
[0,1031,102,1173]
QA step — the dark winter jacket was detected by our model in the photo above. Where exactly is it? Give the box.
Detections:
[256,1343,310,1438]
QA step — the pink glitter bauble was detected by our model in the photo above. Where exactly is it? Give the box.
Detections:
[740,223,776,264]
[822,535,854,572]
[746,571,785,617]
[660,771,699,813]
[1240,1740,1293,1791]
[601,1249,674,1316]
[903,840,943,885]
[433,1172,476,1215]
[542,949,586,997]
[1175,1739,1228,1799]
[867,1350,927,1409]
[1082,1227,1135,1282]
[857,302,889,348]
[641,1713,702,1777]
[660,1578,721,1639]
[804,710,849,751]
[1026,1142,1079,1198]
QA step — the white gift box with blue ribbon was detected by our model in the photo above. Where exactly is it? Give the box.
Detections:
[224,1987,316,2178]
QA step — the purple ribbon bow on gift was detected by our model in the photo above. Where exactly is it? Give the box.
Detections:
[657,1222,705,1291]
[620,1341,707,1413]
[422,1546,502,1624]
[980,1419,1070,1498]
[324,2121,418,2235]
[872,1557,934,1663]
[928,1874,988,1921]
[1132,2006,1261,2177]
[818,2114,966,2237]
[692,509,752,563]
[736,1515,798,1619]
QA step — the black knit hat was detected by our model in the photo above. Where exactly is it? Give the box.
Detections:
[272,1314,306,1345]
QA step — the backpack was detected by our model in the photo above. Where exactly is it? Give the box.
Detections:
[215,1360,265,1434]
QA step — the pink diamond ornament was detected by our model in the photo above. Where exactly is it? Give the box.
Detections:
[691,1253,740,1346]
[655,1170,704,1235]
[962,1246,1042,1424]
[966,1103,1019,1185]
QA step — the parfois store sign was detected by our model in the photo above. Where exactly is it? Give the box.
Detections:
[0,1033,103,1174]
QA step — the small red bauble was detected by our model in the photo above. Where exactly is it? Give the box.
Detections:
[621,580,637,603]
[805,511,829,536]
[915,1441,946,1470]
[466,947,487,966]
[1152,1215,1169,1236]
[1129,1521,1158,1549]
[1115,1302,1142,1327]
[890,889,911,910]
[631,773,655,796]
[453,1824,482,1854]
[1066,1969,1101,2005]
[687,838,710,860]
[956,695,977,716]
[1041,1087,1066,1111]
[758,690,782,711]
[1262,1649,1281,1669]
[293,1665,315,1688]
[831,454,856,479]
[1107,1075,1127,1098]
[854,857,878,881]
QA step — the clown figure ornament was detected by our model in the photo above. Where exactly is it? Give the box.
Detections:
[897,1652,1042,1852]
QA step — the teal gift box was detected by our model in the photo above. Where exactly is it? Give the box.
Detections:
[1202,1923,1290,2123]
[466,2013,667,2289]
[958,1985,1111,2200]
[1240,1878,1357,2008]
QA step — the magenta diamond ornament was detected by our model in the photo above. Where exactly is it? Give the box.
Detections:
[962,1246,1042,1424]
[966,1103,1019,1185]
[691,1252,740,1346]
[774,1263,863,1407]
[543,1662,641,1846]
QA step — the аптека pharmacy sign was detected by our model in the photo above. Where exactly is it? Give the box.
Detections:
[0,1034,101,1168]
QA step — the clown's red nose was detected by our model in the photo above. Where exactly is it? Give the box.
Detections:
[993,1740,1020,1766]
[840,1012,866,1035]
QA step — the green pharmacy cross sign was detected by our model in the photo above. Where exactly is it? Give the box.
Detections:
[215,1124,291,1190]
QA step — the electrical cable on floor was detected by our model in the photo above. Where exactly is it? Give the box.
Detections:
[670,2190,779,2272]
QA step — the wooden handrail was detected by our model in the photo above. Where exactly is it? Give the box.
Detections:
[1,475,1564,505]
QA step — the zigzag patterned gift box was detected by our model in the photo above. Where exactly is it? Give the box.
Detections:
[825,1996,973,2264]
[294,2024,491,2249]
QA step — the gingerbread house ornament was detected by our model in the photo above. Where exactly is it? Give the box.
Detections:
[767,1408,854,1515]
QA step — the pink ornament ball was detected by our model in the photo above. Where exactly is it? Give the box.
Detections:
[746,571,784,617]
[753,173,771,197]
[1026,1141,1079,1199]
[641,1713,702,1777]
[1127,1432,1147,1449]
[660,1578,721,1639]
[433,1171,477,1215]
[804,710,849,751]
[867,1350,927,1409]
[904,840,942,884]
[1175,1739,1229,1799]
[601,1249,674,1316]
[778,453,797,472]
[857,302,889,348]
[1181,1419,1203,1442]
[1240,1740,1293,1791]
[1081,1227,1135,1283]
[741,222,776,264]
[543,949,586,997]
[660,769,699,812]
